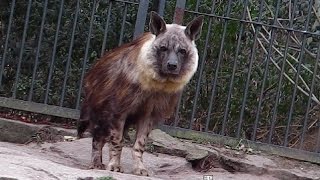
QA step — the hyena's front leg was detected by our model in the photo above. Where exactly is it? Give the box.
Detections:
[107,118,126,173]
[132,118,153,176]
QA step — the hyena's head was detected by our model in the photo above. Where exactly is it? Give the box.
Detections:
[139,11,204,92]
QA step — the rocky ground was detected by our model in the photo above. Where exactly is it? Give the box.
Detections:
[0,118,319,180]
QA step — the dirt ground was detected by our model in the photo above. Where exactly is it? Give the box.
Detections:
[0,139,280,180]
[0,118,319,180]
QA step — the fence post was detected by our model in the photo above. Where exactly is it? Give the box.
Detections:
[171,0,186,127]
[133,0,149,39]
[152,0,166,16]
[173,0,186,25]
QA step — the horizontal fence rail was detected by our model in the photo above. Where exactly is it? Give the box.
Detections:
[0,0,319,163]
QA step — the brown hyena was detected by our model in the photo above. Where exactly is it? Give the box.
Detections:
[77,11,203,176]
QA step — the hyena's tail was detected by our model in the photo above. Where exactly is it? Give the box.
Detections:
[76,104,91,139]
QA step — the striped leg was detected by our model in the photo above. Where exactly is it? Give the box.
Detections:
[132,118,153,176]
[90,136,106,169]
[107,120,125,172]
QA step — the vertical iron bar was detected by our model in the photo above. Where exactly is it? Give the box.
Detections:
[223,0,248,138]
[190,0,216,130]
[173,0,186,24]
[0,0,16,87]
[153,0,166,16]
[172,0,186,127]
[267,34,291,143]
[100,1,113,57]
[216,0,234,135]
[76,0,97,110]
[284,0,313,147]
[174,92,183,127]
[28,0,49,101]
[12,0,33,98]
[251,0,281,141]
[204,23,220,131]
[316,122,320,152]
[157,0,166,16]
[203,0,232,134]
[238,0,264,134]
[195,0,201,12]
[268,0,299,144]
[44,0,64,104]
[299,42,320,149]
[60,0,80,106]
[118,3,128,46]
[133,0,149,39]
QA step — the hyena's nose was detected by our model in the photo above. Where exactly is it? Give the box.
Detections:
[167,61,178,71]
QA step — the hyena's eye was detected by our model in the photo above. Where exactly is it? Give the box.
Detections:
[160,46,168,52]
[178,48,187,55]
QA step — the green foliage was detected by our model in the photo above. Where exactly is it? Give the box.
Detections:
[96,176,116,180]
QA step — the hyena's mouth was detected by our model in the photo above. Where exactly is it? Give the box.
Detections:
[158,71,181,80]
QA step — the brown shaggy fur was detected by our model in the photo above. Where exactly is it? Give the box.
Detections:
[77,11,203,176]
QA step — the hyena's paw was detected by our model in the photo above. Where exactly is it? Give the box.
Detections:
[89,163,106,170]
[107,163,124,173]
[133,167,149,176]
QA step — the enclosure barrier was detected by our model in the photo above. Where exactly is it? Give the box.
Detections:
[0,0,319,163]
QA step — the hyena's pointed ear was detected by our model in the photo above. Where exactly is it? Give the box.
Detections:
[185,15,204,41]
[149,11,167,36]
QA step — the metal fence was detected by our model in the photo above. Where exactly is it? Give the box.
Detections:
[0,0,319,163]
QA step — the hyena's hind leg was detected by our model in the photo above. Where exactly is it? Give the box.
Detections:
[131,116,154,176]
[77,103,91,138]
[89,112,110,170]
[77,119,89,139]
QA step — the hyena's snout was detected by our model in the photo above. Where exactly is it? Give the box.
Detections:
[162,52,180,75]
[167,58,178,71]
